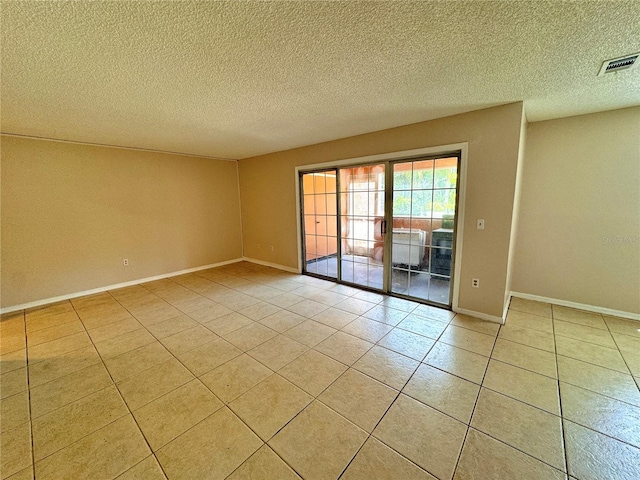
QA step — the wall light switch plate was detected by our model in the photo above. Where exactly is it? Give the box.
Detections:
[477,219,485,230]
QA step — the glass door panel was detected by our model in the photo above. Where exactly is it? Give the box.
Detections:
[339,164,385,290]
[391,156,458,306]
[301,153,459,309]
[301,170,338,279]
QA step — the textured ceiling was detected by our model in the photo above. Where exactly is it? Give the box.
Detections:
[2,1,639,159]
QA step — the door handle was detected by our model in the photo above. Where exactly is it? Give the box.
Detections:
[381,220,387,234]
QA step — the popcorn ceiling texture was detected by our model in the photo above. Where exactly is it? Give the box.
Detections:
[1,1,639,159]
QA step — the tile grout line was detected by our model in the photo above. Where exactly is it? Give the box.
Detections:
[185,272,422,478]
[15,268,325,479]
[78,291,171,480]
[603,317,640,392]
[444,310,583,475]
[460,305,584,475]
[454,308,566,474]
[553,312,640,409]
[554,351,636,377]
[552,306,571,477]
[22,310,37,479]
[107,279,280,471]
[24,305,132,472]
[335,307,456,479]
[449,314,501,479]
[451,309,570,475]
[215,280,390,477]
[18,266,639,479]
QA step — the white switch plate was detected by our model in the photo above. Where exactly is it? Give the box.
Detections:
[477,219,485,230]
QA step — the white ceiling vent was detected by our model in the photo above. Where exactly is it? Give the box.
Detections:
[598,53,639,76]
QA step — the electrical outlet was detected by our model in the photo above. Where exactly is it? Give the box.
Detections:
[269,246,274,252]
[123,259,129,266]
[477,219,485,230]
[472,278,480,288]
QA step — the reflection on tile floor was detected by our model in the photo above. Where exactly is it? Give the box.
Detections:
[1,262,639,479]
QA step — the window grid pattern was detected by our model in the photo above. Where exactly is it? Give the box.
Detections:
[302,171,338,279]
[391,158,458,305]
[339,165,385,290]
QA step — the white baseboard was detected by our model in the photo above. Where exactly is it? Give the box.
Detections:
[242,257,301,274]
[243,256,507,324]
[454,307,505,324]
[0,258,244,315]
[510,291,640,321]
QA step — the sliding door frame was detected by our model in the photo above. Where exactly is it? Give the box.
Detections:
[387,153,462,307]
[294,143,468,311]
[299,169,341,280]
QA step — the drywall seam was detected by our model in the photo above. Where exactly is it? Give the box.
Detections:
[510,291,640,321]
[0,258,244,314]
[454,307,504,324]
[242,257,300,273]
[0,133,238,162]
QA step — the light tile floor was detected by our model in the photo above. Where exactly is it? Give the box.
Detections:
[1,262,639,479]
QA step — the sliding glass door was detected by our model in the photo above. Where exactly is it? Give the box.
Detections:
[339,164,385,290]
[301,170,338,279]
[300,153,459,308]
[391,157,458,304]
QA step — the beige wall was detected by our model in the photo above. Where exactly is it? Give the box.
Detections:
[239,103,524,318]
[512,107,640,314]
[1,136,243,308]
